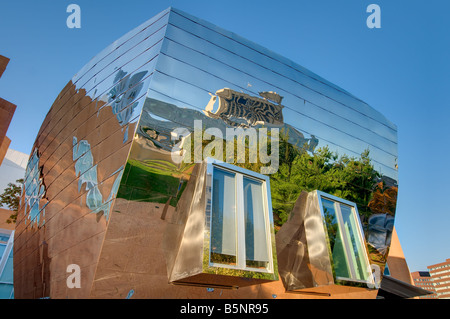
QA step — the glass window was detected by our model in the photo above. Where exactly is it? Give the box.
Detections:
[0,249,13,283]
[209,161,273,273]
[0,244,5,260]
[0,283,14,299]
[318,192,372,284]
[211,168,237,265]
[321,198,351,279]
[243,177,269,269]
[0,234,10,243]
[383,263,391,276]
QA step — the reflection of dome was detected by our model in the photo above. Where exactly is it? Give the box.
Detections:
[367,213,395,254]
[203,88,284,128]
[259,91,284,105]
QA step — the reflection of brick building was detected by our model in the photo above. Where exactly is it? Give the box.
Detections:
[411,271,437,299]
[15,8,406,299]
[0,55,17,166]
[0,55,10,78]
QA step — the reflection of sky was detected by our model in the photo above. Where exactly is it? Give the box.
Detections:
[147,74,397,180]
[22,149,47,227]
[73,137,124,221]
[211,168,236,256]
[367,214,394,254]
[106,70,148,135]
[154,26,398,179]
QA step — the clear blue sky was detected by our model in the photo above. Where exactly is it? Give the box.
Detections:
[0,0,449,272]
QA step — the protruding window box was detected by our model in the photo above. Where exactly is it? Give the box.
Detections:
[276,190,375,295]
[163,158,278,289]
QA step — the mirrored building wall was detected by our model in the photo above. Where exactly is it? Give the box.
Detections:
[15,7,397,299]
[13,9,170,298]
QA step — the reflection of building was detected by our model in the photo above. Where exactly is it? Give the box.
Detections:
[0,55,16,167]
[367,213,394,255]
[16,8,402,299]
[411,271,437,299]
[427,258,450,299]
[203,88,284,127]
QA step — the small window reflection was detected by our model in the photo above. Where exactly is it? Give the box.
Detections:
[322,199,351,279]
[320,194,372,284]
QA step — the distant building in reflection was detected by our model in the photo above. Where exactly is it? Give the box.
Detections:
[203,88,284,128]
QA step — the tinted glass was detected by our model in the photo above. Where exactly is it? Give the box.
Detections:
[322,198,351,279]
[210,167,236,264]
[243,177,269,268]
[340,204,371,281]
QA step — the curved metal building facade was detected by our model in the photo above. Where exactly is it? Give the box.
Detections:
[14,7,398,299]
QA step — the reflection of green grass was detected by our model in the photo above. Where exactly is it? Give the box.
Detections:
[117,159,187,206]
[202,230,279,281]
[130,159,178,176]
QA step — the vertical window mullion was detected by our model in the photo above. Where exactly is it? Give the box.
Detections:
[208,167,215,267]
[236,173,246,270]
[262,181,272,272]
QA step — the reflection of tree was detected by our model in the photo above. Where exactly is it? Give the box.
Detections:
[270,134,381,227]
[368,182,398,216]
[323,208,338,251]
[268,133,397,273]
[322,207,350,279]
[183,127,277,175]
[187,129,391,232]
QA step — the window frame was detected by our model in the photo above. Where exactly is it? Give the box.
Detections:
[0,230,14,282]
[206,158,275,275]
[316,191,374,285]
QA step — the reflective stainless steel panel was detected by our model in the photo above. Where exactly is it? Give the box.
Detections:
[16,7,397,299]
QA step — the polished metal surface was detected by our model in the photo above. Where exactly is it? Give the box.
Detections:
[16,7,397,298]
[276,191,334,291]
